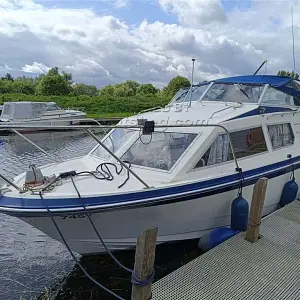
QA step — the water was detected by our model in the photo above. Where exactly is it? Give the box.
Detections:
[0,131,201,300]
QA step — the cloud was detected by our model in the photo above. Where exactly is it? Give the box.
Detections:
[22,62,50,73]
[113,0,130,8]
[158,0,227,27]
[0,0,299,88]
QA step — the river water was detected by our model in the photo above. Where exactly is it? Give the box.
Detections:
[0,131,201,300]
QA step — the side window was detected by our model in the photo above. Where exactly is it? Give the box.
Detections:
[261,87,292,106]
[194,127,268,169]
[230,127,268,159]
[268,123,294,149]
[194,135,231,168]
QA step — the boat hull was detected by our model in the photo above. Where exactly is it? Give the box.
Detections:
[19,170,294,255]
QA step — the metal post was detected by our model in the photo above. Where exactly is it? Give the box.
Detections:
[86,129,150,189]
[12,129,61,163]
[0,174,22,192]
[189,57,196,107]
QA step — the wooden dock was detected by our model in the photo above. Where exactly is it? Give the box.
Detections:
[152,200,300,299]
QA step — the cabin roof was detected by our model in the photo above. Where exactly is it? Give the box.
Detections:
[196,75,300,99]
[214,75,293,86]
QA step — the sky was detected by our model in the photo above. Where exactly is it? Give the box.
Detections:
[0,0,299,88]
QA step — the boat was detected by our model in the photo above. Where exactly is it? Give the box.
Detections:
[0,75,300,255]
[0,101,86,132]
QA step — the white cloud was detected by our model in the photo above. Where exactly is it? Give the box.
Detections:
[114,0,129,8]
[22,62,50,73]
[0,0,299,88]
[158,0,227,27]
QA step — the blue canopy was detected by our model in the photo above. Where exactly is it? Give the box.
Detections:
[215,75,293,87]
[197,75,300,98]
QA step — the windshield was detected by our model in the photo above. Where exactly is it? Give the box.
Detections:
[170,84,209,104]
[92,128,136,160]
[201,83,264,103]
[121,132,197,171]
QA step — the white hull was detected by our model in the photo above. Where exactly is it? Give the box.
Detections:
[21,170,293,255]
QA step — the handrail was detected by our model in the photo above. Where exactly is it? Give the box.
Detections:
[137,107,162,115]
[0,174,23,192]
[0,122,240,171]
[12,129,62,163]
[0,122,241,193]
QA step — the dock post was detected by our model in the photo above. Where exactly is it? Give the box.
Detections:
[131,227,158,300]
[245,177,268,243]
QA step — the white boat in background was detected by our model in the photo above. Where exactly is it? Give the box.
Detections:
[1,75,300,255]
[0,102,86,132]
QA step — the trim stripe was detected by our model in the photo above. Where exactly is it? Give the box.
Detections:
[1,156,300,216]
[230,106,293,120]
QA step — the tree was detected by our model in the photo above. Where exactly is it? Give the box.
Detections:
[12,80,36,94]
[114,83,135,97]
[124,80,139,95]
[137,83,159,95]
[277,70,299,79]
[36,68,70,96]
[100,85,115,97]
[72,83,98,96]
[62,71,73,83]
[0,80,13,93]
[1,73,14,81]
[162,76,191,98]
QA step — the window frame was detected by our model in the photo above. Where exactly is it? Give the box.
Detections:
[259,86,294,107]
[120,131,200,173]
[192,126,269,170]
[267,122,295,151]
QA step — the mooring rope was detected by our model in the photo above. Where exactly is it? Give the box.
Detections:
[37,167,155,299]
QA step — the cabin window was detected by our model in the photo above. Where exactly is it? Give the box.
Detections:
[121,132,197,171]
[268,123,294,149]
[46,104,61,111]
[261,87,292,106]
[171,84,209,103]
[201,83,263,103]
[194,127,267,168]
[194,134,230,168]
[92,128,136,160]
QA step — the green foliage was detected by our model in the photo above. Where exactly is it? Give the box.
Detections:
[162,76,190,99]
[277,70,299,79]
[100,85,114,97]
[36,68,70,96]
[0,93,170,116]
[114,83,135,97]
[124,80,140,94]
[138,83,159,95]
[72,83,98,96]
[1,73,14,81]
[0,68,189,116]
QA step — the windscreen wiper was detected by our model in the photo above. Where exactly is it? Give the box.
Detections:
[236,84,250,99]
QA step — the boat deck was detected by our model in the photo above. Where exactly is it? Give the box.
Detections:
[152,200,300,299]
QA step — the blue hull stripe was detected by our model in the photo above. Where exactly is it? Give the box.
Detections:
[1,156,300,214]
[230,106,293,120]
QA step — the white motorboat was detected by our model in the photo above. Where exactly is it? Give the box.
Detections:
[1,75,300,255]
[0,102,86,132]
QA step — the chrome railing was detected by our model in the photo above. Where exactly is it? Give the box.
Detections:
[0,120,241,192]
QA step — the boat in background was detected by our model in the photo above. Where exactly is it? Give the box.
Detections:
[0,102,86,133]
[1,75,300,255]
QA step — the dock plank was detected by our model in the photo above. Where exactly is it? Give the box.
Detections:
[152,201,300,299]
